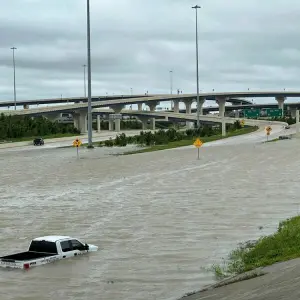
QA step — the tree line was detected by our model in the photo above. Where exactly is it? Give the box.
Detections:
[0,114,79,140]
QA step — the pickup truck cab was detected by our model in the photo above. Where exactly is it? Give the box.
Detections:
[0,235,98,270]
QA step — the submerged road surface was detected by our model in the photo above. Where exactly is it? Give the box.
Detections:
[1,125,300,300]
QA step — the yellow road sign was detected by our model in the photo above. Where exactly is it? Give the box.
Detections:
[193,138,203,148]
[265,126,272,133]
[73,138,82,147]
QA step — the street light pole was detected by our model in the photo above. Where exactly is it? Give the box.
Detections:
[192,5,201,128]
[169,70,173,109]
[83,64,87,98]
[86,0,93,148]
[11,47,17,110]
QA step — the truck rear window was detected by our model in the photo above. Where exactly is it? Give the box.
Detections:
[29,241,58,254]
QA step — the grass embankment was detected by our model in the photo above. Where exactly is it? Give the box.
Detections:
[124,126,257,155]
[211,216,300,279]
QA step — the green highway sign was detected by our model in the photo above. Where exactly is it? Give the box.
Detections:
[265,108,283,117]
[243,109,260,118]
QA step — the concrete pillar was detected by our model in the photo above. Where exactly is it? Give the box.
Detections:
[115,119,121,132]
[147,101,159,131]
[184,99,193,114]
[109,119,114,131]
[72,111,87,133]
[173,99,180,113]
[184,99,194,128]
[97,115,101,132]
[235,110,239,118]
[150,118,156,130]
[110,104,124,132]
[138,103,143,111]
[221,118,226,137]
[291,108,296,118]
[216,97,226,117]
[139,116,148,130]
[198,98,205,115]
[276,96,285,117]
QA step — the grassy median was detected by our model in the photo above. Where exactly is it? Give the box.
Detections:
[124,126,258,155]
[211,216,300,279]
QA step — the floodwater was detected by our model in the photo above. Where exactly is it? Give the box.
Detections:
[1,127,300,300]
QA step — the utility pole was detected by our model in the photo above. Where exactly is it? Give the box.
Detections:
[169,70,173,110]
[83,64,87,98]
[86,0,93,148]
[11,47,17,110]
[192,5,201,128]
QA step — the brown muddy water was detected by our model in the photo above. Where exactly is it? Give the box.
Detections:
[1,137,300,300]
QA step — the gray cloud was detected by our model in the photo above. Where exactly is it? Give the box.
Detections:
[0,0,300,106]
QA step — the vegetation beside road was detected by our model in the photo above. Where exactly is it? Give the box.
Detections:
[0,113,79,142]
[94,121,258,153]
[92,119,175,131]
[210,216,300,279]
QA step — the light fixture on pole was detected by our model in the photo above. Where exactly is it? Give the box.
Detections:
[83,64,87,98]
[86,0,93,148]
[192,5,201,128]
[11,47,17,110]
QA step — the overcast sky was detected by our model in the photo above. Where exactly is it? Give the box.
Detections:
[0,0,300,104]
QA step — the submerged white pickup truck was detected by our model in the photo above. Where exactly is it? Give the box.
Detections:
[0,235,98,270]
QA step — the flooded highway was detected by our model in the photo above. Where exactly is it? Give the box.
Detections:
[1,130,300,300]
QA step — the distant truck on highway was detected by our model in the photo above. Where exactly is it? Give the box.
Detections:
[0,236,98,270]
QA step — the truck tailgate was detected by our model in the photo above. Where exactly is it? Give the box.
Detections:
[0,259,24,269]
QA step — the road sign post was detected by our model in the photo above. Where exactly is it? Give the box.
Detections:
[265,126,272,142]
[73,138,82,158]
[193,138,203,160]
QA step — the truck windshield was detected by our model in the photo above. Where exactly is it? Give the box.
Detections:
[29,241,58,254]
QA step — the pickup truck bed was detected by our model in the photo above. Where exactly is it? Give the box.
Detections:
[1,251,56,262]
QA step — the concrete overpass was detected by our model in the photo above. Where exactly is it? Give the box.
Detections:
[0,94,252,108]
[2,90,296,134]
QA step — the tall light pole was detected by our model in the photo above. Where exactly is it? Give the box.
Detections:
[11,47,17,110]
[169,70,173,109]
[192,5,201,128]
[86,0,93,148]
[83,64,87,98]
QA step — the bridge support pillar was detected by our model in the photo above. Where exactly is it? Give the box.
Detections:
[97,115,101,132]
[109,119,114,131]
[276,96,285,117]
[72,111,87,133]
[216,97,226,117]
[147,101,159,131]
[138,103,143,111]
[235,110,240,118]
[184,99,194,128]
[173,99,180,113]
[139,116,148,130]
[110,104,124,132]
[221,118,226,137]
[290,108,297,118]
[199,98,205,115]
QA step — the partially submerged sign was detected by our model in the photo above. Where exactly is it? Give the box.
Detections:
[73,138,82,158]
[193,138,203,160]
